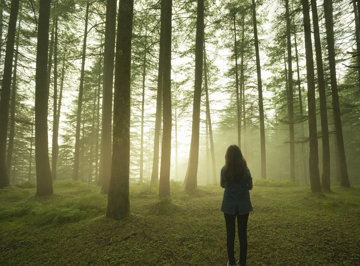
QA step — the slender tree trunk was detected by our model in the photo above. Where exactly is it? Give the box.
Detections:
[7,10,21,174]
[73,2,89,181]
[140,39,147,183]
[28,118,34,182]
[0,0,3,65]
[240,13,246,154]
[106,0,134,219]
[185,0,204,193]
[35,0,53,196]
[95,46,102,184]
[323,0,350,187]
[233,13,241,147]
[159,0,172,198]
[0,0,19,188]
[100,0,116,192]
[252,0,266,179]
[311,0,330,191]
[151,12,164,190]
[285,0,295,182]
[204,46,216,184]
[301,0,321,192]
[52,18,59,180]
[353,0,360,88]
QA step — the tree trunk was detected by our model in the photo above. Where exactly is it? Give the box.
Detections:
[301,0,321,192]
[0,0,19,188]
[73,2,89,181]
[7,9,21,175]
[252,0,266,179]
[285,0,295,182]
[28,118,34,182]
[95,45,102,184]
[106,0,134,219]
[233,12,241,147]
[355,0,360,88]
[185,0,204,193]
[140,35,148,183]
[311,0,330,191]
[240,12,246,154]
[0,0,3,65]
[151,9,164,191]
[204,46,216,184]
[35,0,53,196]
[323,0,350,187]
[100,0,116,193]
[52,17,59,180]
[159,0,172,198]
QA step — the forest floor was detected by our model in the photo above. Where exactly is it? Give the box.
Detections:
[0,180,359,265]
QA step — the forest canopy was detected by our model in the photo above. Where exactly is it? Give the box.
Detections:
[0,0,359,200]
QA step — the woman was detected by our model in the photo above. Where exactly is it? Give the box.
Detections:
[221,145,253,266]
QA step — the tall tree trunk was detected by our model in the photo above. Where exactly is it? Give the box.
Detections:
[0,0,19,188]
[150,11,164,190]
[240,12,246,154]
[185,0,204,193]
[252,0,266,179]
[233,12,241,147]
[35,0,53,196]
[311,0,330,191]
[106,0,134,219]
[73,2,89,181]
[52,18,59,180]
[301,0,321,192]
[323,0,350,187]
[0,0,3,65]
[204,46,216,184]
[159,0,172,198]
[28,118,34,182]
[95,45,102,184]
[353,0,360,88]
[7,9,21,174]
[285,0,295,182]
[100,0,116,193]
[140,36,148,183]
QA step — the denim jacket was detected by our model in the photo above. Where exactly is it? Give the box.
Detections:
[220,167,253,215]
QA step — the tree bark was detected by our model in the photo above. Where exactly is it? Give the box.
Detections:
[159,0,172,198]
[285,0,295,182]
[100,0,116,193]
[353,0,360,88]
[35,0,53,196]
[52,18,59,180]
[204,46,216,184]
[150,60,163,190]
[106,0,134,219]
[140,28,148,183]
[0,0,19,188]
[185,0,204,193]
[311,0,330,191]
[7,9,21,175]
[323,0,350,187]
[233,12,241,148]
[252,0,266,179]
[73,2,89,181]
[301,0,321,192]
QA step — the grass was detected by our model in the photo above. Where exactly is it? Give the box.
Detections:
[0,180,359,265]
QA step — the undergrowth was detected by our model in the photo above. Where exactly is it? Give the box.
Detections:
[0,180,359,265]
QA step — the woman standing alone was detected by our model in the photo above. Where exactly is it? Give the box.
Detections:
[221,145,253,266]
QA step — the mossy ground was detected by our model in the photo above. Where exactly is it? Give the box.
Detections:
[0,180,359,265]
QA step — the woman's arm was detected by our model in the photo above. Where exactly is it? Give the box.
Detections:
[220,168,225,188]
[246,168,253,190]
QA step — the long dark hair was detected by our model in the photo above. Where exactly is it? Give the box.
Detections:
[223,145,247,182]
